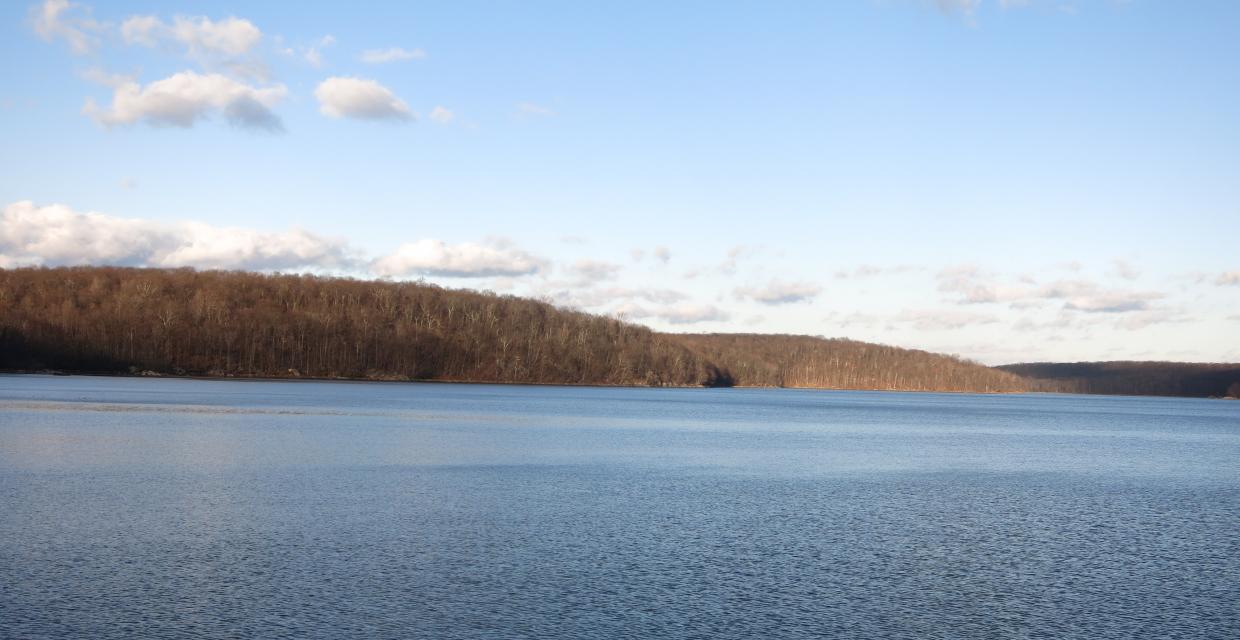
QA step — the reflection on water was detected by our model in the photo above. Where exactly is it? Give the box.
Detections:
[2,375,1238,639]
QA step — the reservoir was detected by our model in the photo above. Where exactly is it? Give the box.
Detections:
[2,375,1237,639]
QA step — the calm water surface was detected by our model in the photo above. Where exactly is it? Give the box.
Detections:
[1,375,1238,639]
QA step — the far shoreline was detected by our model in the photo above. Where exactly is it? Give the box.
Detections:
[7,369,1235,400]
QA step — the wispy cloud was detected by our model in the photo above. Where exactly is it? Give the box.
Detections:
[542,286,689,311]
[937,265,1164,313]
[685,244,760,278]
[1216,271,1240,286]
[895,309,999,331]
[29,0,105,54]
[360,47,426,64]
[428,105,454,124]
[1110,259,1140,280]
[302,34,335,67]
[735,280,822,305]
[617,302,730,325]
[565,259,623,284]
[834,264,920,279]
[516,102,555,117]
[934,0,983,15]
[120,14,263,58]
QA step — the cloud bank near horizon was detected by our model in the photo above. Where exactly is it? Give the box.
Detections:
[0,200,542,279]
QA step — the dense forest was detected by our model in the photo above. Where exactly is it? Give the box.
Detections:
[1,266,1024,392]
[1000,362,1240,399]
[678,333,1030,393]
[2,267,1236,397]
[0,267,720,386]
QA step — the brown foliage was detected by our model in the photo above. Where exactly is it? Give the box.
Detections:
[15,266,1208,396]
[677,333,1031,393]
[0,267,717,386]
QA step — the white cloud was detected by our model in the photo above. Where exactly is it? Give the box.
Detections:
[1216,271,1240,286]
[516,102,555,117]
[119,14,160,46]
[895,309,999,331]
[1111,259,1140,280]
[660,303,731,325]
[172,15,261,56]
[618,302,730,325]
[1063,291,1162,313]
[566,259,622,283]
[428,106,454,124]
[315,77,413,121]
[720,244,757,274]
[735,280,822,305]
[2,201,556,281]
[121,14,262,57]
[371,239,544,278]
[935,264,1023,303]
[937,266,1165,313]
[0,200,354,271]
[30,0,104,54]
[541,286,688,312]
[82,71,286,131]
[835,264,919,279]
[360,47,426,64]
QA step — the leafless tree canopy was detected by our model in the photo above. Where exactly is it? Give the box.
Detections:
[3,267,1234,397]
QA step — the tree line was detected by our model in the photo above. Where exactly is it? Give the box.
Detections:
[676,333,1030,393]
[3,267,1235,397]
[0,267,719,387]
[999,362,1240,398]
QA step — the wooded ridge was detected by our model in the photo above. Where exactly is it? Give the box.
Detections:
[2,267,1236,398]
[999,362,1240,399]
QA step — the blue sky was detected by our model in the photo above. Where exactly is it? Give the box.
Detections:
[2,0,1238,364]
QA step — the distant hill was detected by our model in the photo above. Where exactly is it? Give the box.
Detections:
[677,333,1029,393]
[0,266,1024,392]
[999,362,1240,398]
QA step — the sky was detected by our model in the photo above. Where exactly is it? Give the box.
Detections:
[1,0,1238,365]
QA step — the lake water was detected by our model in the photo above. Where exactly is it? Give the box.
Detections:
[1,375,1238,639]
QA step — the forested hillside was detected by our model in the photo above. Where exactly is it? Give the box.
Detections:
[0,266,1024,392]
[1000,362,1240,398]
[677,333,1030,393]
[5,267,1234,397]
[0,267,720,386]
